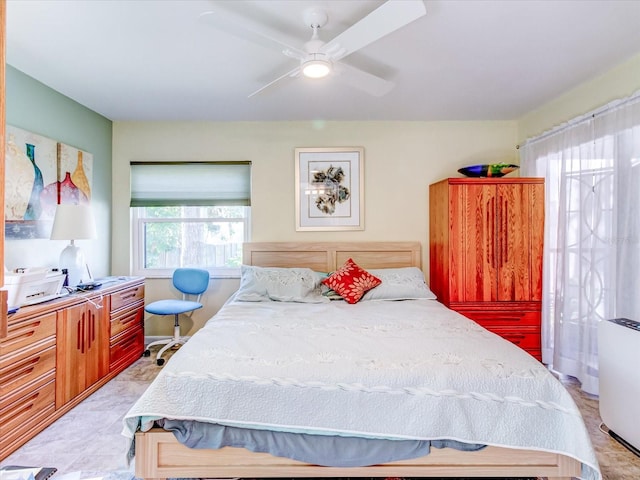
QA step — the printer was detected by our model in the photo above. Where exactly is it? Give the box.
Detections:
[4,268,67,309]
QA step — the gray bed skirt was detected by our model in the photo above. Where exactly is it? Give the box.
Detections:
[158,419,485,467]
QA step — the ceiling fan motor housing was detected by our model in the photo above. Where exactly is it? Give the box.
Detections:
[303,8,328,29]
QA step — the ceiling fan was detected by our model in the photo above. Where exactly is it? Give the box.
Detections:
[199,1,427,98]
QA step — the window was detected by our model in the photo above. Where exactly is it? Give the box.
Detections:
[520,92,640,394]
[131,205,249,277]
[130,162,251,278]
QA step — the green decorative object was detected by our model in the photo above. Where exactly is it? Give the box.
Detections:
[458,163,519,178]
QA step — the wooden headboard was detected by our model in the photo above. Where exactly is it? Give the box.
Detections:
[243,242,422,272]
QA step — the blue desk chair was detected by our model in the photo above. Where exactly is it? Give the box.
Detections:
[143,268,209,366]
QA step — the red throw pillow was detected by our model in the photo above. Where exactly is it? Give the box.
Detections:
[321,258,382,304]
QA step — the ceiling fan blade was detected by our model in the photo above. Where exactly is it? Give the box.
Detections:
[333,62,395,97]
[199,10,306,60]
[321,0,426,61]
[248,66,301,98]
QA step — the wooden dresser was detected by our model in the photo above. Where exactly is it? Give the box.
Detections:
[429,178,544,360]
[0,277,144,460]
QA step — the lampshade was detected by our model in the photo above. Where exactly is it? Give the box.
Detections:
[50,204,97,240]
[50,204,97,287]
[302,55,331,79]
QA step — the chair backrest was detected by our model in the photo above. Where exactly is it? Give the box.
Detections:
[172,268,210,300]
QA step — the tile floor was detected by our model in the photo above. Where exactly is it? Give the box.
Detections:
[0,352,160,480]
[1,347,639,480]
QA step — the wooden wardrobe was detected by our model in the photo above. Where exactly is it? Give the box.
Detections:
[429,177,544,360]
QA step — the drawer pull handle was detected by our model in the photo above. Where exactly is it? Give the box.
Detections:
[6,321,42,344]
[121,336,137,348]
[116,289,141,304]
[6,391,41,419]
[119,315,138,327]
[506,335,526,344]
[2,357,40,379]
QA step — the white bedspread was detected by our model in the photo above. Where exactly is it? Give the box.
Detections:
[123,298,600,480]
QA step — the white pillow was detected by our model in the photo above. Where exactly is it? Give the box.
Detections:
[235,265,329,303]
[361,267,437,301]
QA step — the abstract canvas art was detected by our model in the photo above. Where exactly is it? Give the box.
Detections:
[4,125,93,239]
[57,142,93,204]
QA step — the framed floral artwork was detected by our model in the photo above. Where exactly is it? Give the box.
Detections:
[295,147,364,231]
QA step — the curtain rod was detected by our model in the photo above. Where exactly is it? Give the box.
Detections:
[517,89,640,150]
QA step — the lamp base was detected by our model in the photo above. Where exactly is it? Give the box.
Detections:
[59,242,88,287]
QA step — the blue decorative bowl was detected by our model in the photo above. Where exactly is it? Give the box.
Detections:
[458,164,519,178]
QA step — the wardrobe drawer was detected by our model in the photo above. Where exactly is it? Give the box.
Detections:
[110,301,144,338]
[486,327,541,350]
[0,312,57,356]
[480,326,542,361]
[460,310,540,328]
[0,342,56,395]
[111,284,145,312]
[453,306,542,360]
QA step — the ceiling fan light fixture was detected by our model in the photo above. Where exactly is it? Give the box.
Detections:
[302,55,331,79]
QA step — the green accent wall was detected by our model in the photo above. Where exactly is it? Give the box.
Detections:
[4,65,112,277]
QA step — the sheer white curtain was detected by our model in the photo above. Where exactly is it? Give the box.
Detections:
[520,92,640,395]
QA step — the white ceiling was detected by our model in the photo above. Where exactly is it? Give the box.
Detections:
[6,0,640,122]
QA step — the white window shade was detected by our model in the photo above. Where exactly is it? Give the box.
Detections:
[130,161,251,207]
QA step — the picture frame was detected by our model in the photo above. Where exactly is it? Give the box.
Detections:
[295,147,364,231]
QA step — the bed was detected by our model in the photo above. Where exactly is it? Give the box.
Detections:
[125,241,600,480]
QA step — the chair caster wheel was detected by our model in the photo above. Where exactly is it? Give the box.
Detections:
[157,358,165,366]
[143,349,151,357]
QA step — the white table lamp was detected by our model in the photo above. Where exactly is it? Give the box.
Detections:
[50,204,97,287]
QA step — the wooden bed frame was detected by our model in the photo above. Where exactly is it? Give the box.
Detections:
[134,241,582,480]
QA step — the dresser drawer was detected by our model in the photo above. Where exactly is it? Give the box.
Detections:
[111,284,145,312]
[110,301,144,338]
[0,342,56,395]
[0,379,56,459]
[110,325,144,371]
[0,312,57,356]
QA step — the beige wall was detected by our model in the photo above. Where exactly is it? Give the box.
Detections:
[518,53,640,143]
[113,54,640,338]
[112,120,517,335]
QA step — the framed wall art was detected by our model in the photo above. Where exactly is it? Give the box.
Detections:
[295,147,364,231]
